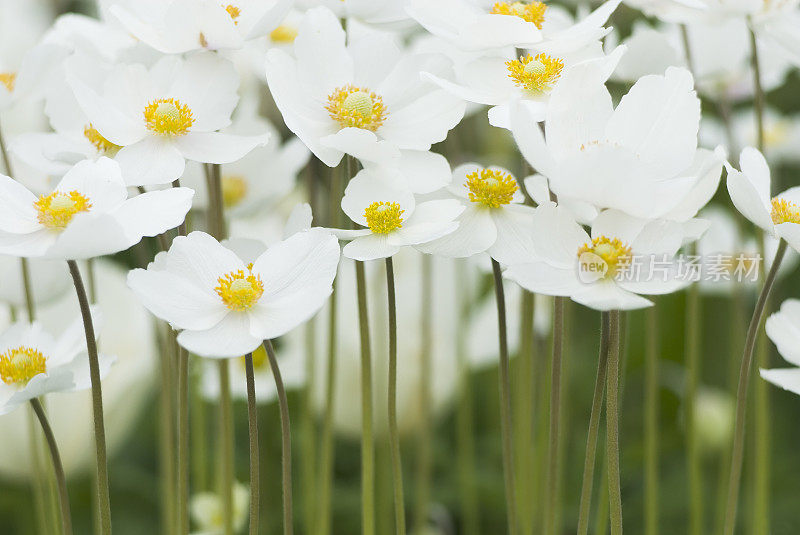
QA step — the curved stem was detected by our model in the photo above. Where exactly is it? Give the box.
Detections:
[607,309,623,535]
[244,353,260,535]
[577,312,610,535]
[265,340,295,535]
[30,399,73,535]
[544,295,564,535]
[66,260,111,535]
[355,260,375,535]
[490,259,517,535]
[723,239,787,535]
[686,281,702,535]
[645,306,659,535]
[385,257,406,535]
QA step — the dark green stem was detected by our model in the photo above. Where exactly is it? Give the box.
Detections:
[30,398,73,535]
[244,353,260,535]
[385,257,406,535]
[265,340,294,535]
[355,260,375,535]
[607,310,622,535]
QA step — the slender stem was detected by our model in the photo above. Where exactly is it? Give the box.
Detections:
[301,317,317,533]
[264,340,295,535]
[514,291,535,535]
[355,260,375,535]
[217,360,234,535]
[177,344,189,535]
[607,310,623,535]
[645,307,659,535]
[679,24,695,75]
[242,353,260,535]
[686,281,703,535]
[158,326,177,535]
[30,399,73,535]
[748,21,765,153]
[490,259,518,535]
[544,296,564,535]
[385,257,406,535]
[723,240,787,535]
[66,260,111,535]
[414,255,433,532]
[577,312,611,535]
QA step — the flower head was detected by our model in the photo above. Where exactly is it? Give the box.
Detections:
[465,168,519,208]
[326,85,387,132]
[506,54,564,95]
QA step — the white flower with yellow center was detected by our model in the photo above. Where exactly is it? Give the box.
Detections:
[67,53,269,186]
[0,315,114,416]
[265,7,465,170]
[726,146,800,253]
[128,229,341,358]
[0,157,193,260]
[759,299,800,396]
[0,42,67,111]
[330,169,465,261]
[505,206,691,311]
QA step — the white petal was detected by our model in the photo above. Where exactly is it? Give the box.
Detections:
[379,90,465,151]
[319,128,399,165]
[113,187,194,243]
[115,137,186,187]
[343,234,399,260]
[760,368,800,396]
[530,203,590,268]
[415,205,496,257]
[487,205,537,265]
[175,131,269,164]
[178,313,262,359]
[395,150,452,195]
[504,261,583,296]
[67,74,146,147]
[572,281,653,311]
[340,169,415,227]
[0,174,40,233]
[161,232,245,291]
[56,158,128,213]
[725,165,773,232]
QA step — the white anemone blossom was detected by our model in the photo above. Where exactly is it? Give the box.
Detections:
[128,229,341,358]
[0,158,193,260]
[67,52,269,186]
[726,146,800,253]
[0,313,113,416]
[760,299,800,395]
[505,206,691,310]
[265,7,465,170]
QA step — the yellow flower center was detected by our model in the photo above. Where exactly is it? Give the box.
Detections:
[144,98,194,136]
[771,197,800,225]
[270,25,298,43]
[84,124,122,155]
[326,85,387,132]
[506,53,564,95]
[577,236,633,279]
[34,191,92,230]
[215,265,265,311]
[0,346,46,386]
[0,72,16,92]
[465,168,518,208]
[222,175,248,208]
[364,201,404,234]
[240,344,269,371]
[490,1,547,28]
[225,4,241,23]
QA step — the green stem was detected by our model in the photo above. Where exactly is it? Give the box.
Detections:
[686,280,702,535]
[66,260,111,535]
[414,255,433,532]
[748,21,765,153]
[577,312,610,535]
[385,257,406,535]
[752,315,771,535]
[645,306,659,535]
[217,360,234,535]
[514,291,535,535]
[244,353,260,535]
[544,295,564,535]
[30,398,73,535]
[607,309,623,535]
[723,240,787,534]
[265,340,295,535]
[159,326,177,535]
[301,318,317,533]
[177,344,189,535]
[491,259,518,535]
[355,260,375,535]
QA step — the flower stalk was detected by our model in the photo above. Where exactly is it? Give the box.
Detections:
[645,306,660,535]
[544,295,564,535]
[355,258,375,535]
[244,353,260,535]
[607,309,623,535]
[386,257,406,535]
[265,340,294,535]
[30,398,73,535]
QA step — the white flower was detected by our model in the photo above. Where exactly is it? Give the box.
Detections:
[0,158,193,260]
[265,7,465,168]
[67,53,269,186]
[416,163,536,264]
[725,146,800,252]
[190,481,249,535]
[406,0,621,52]
[0,313,113,416]
[505,205,690,311]
[0,42,66,111]
[0,256,71,309]
[332,169,464,261]
[761,299,800,395]
[128,229,341,358]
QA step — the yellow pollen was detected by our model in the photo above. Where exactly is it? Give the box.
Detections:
[144,98,194,136]
[84,124,122,155]
[465,168,518,208]
[490,1,547,28]
[506,53,564,95]
[326,85,387,132]
[270,25,298,43]
[364,201,404,234]
[240,344,269,371]
[34,191,92,230]
[771,197,800,225]
[225,4,241,23]
[0,346,46,386]
[215,265,264,311]
[0,72,16,92]
[577,236,633,279]
[222,175,248,208]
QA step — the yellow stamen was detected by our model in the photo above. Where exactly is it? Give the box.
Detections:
[84,124,122,155]
[771,197,800,225]
[506,53,564,95]
[490,1,547,28]
[326,85,387,132]
[0,346,46,386]
[270,25,298,43]
[222,175,248,208]
[225,4,241,23]
[364,201,404,234]
[143,98,194,136]
[577,236,633,279]
[215,265,264,311]
[465,168,518,208]
[34,191,92,230]
[0,72,16,92]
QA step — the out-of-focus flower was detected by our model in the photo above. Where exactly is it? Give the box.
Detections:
[190,481,249,535]
[505,205,690,310]
[128,229,340,358]
[692,387,735,453]
[0,158,193,260]
[332,169,464,261]
[702,108,800,164]
[265,7,465,168]
[761,299,800,395]
[68,53,268,186]
[0,256,71,309]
